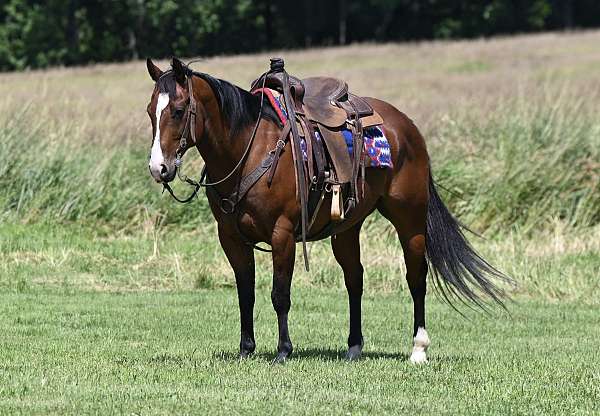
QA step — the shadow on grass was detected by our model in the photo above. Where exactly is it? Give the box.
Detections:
[212,348,410,362]
[125,349,474,368]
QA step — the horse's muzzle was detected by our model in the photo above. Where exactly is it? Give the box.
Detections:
[149,163,176,183]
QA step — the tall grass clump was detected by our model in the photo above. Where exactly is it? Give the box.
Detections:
[1,90,598,235]
[429,91,599,234]
[0,107,212,231]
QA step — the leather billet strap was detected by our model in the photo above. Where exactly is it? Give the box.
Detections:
[274,60,311,272]
[297,115,314,184]
[347,98,365,211]
[267,122,291,186]
[281,68,310,271]
[299,115,326,187]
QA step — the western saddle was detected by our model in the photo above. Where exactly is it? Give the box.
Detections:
[250,58,384,269]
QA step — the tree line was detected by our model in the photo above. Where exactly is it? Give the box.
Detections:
[1,0,598,71]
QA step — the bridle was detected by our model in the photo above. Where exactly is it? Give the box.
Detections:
[157,65,268,203]
[158,70,200,203]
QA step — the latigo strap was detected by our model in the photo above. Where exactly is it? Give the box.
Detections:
[271,58,311,271]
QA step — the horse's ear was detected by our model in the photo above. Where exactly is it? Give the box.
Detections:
[147,58,163,82]
[172,57,187,86]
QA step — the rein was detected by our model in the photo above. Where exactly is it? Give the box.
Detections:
[161,66,269,203]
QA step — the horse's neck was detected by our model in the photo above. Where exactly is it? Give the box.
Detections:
[194,98,256,190]
[198,124,251,182]
[192,80,237,182]
[192,77,277,191]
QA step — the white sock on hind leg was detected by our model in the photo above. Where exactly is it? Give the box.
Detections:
[409,327,430,364]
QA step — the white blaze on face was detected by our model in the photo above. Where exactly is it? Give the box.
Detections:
[149,92,170,175]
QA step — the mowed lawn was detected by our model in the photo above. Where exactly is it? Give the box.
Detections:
[1,287,599,415]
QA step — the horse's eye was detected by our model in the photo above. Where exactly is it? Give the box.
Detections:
[173,108,185,119]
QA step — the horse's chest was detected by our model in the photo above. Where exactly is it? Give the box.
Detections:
[237,212,266,240]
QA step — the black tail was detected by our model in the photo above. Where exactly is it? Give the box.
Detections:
[426,172,512,310]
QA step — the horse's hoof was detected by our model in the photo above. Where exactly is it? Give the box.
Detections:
[271,351,291,365]
[271,354,287,364]
[239,350,253,360]
[409,351,428,364]
[345,344,363,361]
[239,338,255,360]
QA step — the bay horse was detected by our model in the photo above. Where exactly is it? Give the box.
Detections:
[145,58,508,363]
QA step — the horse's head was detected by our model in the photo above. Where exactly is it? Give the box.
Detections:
[146,58,198,183]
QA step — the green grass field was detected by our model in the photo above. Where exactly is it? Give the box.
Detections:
[1,31,600,414]
[1,289,599,414]
[1,221,599,414]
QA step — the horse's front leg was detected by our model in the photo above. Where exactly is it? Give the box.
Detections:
[270,218,296,363]
[218,224,256,358]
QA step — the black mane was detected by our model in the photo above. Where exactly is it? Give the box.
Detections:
[156,70,281,136]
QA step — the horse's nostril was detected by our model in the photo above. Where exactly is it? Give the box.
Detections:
[160,164,168,175]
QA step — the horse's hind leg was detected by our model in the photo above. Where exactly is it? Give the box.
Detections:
[331,221,364,360]
[378,199,431,363]
[402,230,431,364]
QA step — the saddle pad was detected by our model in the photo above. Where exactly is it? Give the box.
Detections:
[341,127,392,168]
[254,88,393,169]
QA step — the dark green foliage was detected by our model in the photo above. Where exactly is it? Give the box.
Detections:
[1,0,599,71]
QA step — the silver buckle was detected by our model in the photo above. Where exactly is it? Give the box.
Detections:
[220,198,236,214]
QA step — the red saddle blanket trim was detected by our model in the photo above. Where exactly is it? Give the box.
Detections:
[253,87,288,124]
